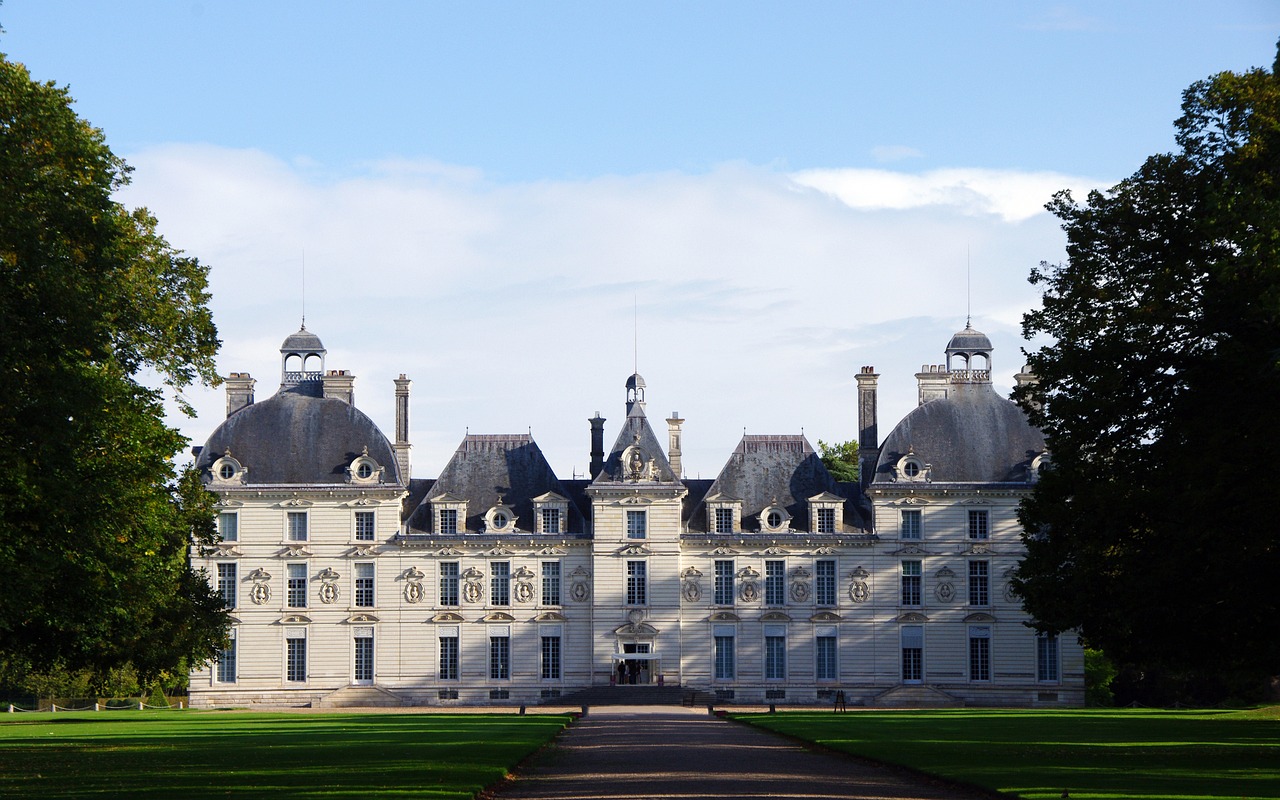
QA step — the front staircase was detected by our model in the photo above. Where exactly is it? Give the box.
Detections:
[316,685,404,708]
[869,684,962,708]
[557,684,692,706]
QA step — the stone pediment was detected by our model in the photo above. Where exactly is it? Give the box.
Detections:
[512,565,537,579]
[347,545,378,557]
[216,543,242,557]
[401,566,425,581]
[617,544,651,556]
[680,567,703,579]
[225,615,242,624]
[613,621,659,637]
[897,612,929,623]
[247,568,272,581]
[537,547,568,555]
[483,611,516,622]
[348,497,376,506]
[959,542,999,555]
[894,497,930,506]
[736,565,760,579]
[708,546,739,556]
[759,611,792,623]
[486,546,516,556]
[808,491,845,503]
[813,546,839,555]
[534,611,567,622]
[278,546,311,558]
[214,499,244,508]
[964,612,996,623]
[809,611,842,623]
[347,613,379,624]
[461,566,484,580]
[429,492,467,503]
[278,614,311,624]
[436,546,465,556]
[760,546,791,555]
[617,495,654,505]
[893,544,936,556]
[531,491,569,504]
[708,611,741,623]
[959,498,994,505]
[432,611,465,623]
[279,498,313,508]
[703,492,742,504]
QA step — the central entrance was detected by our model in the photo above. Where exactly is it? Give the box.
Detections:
[613,643,660,685]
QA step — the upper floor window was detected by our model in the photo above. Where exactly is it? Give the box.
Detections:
[354,562,375,608]
[217,562,237,608]
[541,508,561,534]
[626,509,647,539]
[968,560,990,606]
[542,561,562,606]
[354,510,376,541]
[764,560,785,606]
[900,509,921,540]
[714,560,735,605]
[439,562,459,606]
[287,511,308,542]
[287,563,308,608]
[901,560,922,606]
[815,559,836,606]
[491,562,510,606]
[218,511,238,542]
[439,508,459,535]
[968,509,990,540]
[626,560,647,605]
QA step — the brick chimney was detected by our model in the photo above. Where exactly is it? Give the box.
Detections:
[855,366,879,488]
[589,413,606,479]
[393,374,412,482]
[666,412,685,479]
[225,372,256,417]
[322,369,355,404]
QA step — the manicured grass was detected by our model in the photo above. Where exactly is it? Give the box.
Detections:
[737,706,1280,800]
[0,710,570,799]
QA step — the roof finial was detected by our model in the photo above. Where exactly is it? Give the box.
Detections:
[301,249,307,330]
[966,245,971,329]
[633,293,638,376]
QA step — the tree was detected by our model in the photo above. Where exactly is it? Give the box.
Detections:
[818,439,859,483]
[0,55,227,682]
[1012,45,1280,696]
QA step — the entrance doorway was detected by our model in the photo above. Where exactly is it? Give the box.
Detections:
[614,643,658,685]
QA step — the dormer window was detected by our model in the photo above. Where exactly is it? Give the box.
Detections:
[211,452,246,485]
[759,504,791,533]
[532,492,570,535]
[485,501,517,533]
[705,495,742,535]
[430,494,468,535]
[896,454,928,482]
[348,448,383,485]
[807,492,844,534]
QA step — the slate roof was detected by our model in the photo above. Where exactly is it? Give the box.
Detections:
[688,435,868,532]
[873,382,1044,484]
[404,434,585,534]
[281,326,326,353]
[197,390,401,485]
[946,324,993,353]
[590,402,680,485]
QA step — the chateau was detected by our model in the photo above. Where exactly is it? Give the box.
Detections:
[189,324,1083,707]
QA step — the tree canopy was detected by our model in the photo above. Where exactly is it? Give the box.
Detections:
[0,55,226,682]
[818,439,859,483]
[1012,45,1280,696]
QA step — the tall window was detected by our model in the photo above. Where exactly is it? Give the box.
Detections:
[541,508,561,534]
[354,562,375,607]
[491,562,510,606]
[355,510,376,541]
[439,508,458,535]
[217,562,237,608]
[764,560,785,606]
[286,631,307,682]
[287,511,308,542]
[489,636,510,679]
[815,631,838,681]
[626,561,647,605]
[968,509,989,540]
[287,563,308,608]
[713,629,735,680]
[1037,634,1060,682]
[714,507,733,534]
[439,562,459,606]
[439,635,459,680]
[541,635,561,680]
[764,629,786,680]
[900,509,921,540]
[901,560,922,606]
[968,560,989,606]
[354,629,374,682]
[816,507,836,533]
[815,559,836,605]
[218,511,238,542]
[626,509,646,539]
[901,626,923,682]
[217,630,236,683]
[969,626,991,681]
[714,560,735,605]
[541,562,561,606]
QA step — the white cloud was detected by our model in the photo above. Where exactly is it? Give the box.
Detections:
[871,145,924,163]
[120,147,1102,478]
[790,167,1108,223]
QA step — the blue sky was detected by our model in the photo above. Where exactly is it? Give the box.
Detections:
[3,2,1277,477]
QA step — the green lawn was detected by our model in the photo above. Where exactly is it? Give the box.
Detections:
[738,706,1280,800]
[0,710,570,799]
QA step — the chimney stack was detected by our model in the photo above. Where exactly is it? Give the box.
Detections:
[666,412,685,479]
[393,375,412,482]
[1013,364,1040,413]
[589,413,606,479]
[322,369,356,404]
[855,366,880,488]
[916,363,949,405]
[225,372,256,417]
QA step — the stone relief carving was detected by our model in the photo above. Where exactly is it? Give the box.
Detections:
[1003,567,1018,603]
[789,565,811,602]
[848,566,869,604]
[935,566,955,603]
[737,565,760,603]
[402,566,425,604]
[681,567,703,602]
[247,568,272,605]
[462,566,484,603]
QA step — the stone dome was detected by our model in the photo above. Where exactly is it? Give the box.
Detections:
[946,324,993,354]
[625,373,646,390]
[281,326,326,354]
[872,383,1043,484]
[196,391,399,485]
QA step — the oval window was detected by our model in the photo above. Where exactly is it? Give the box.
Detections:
[903,461,920,478]
[492,512,508,529]
[219,463,236,480]
[767,510,783,529]
[357,462,373,479]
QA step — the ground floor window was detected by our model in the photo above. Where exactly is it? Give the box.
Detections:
[969,625,991,681]
[713,626,735,680]
[901,625,923,682]
[216,630,236,683]
[815,627,838,680]
[541,635,561,680]
[439,634,459,680]
[286,630,307,682]
[1037,633,1060,682]
[764,633,786,680]
[490,636,510,680]
[354,628,374,682]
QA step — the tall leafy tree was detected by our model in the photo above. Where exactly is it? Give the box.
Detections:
[1013,45,1280,693]
[818,439,859,483]
[0,55,226,681]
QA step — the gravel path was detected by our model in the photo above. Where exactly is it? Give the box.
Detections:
[487,706,1002,800]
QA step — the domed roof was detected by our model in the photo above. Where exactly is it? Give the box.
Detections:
[625,373,646,390]
[946,324,993,353]
[281,325,326,353]
[196,391,399,485]
[873,384,1043,484]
